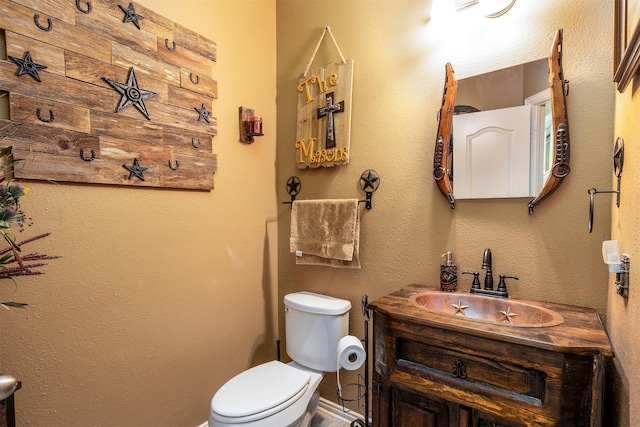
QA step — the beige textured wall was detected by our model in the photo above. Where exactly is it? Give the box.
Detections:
[276,0,616,410]
[609,55,640,425]
[0,0,277,425]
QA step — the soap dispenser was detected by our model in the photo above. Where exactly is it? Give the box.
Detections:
[440,251,457,292]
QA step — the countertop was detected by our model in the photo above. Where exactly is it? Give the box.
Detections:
[368,284,614,357]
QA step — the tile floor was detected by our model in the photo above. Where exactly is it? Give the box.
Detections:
[310,405,366,427]
[310,411,351,427]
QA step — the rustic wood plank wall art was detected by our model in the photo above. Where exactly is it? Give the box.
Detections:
[0,0,218,190]
[296,27,353,169]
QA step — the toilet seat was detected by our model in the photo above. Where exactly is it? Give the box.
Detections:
[210,360,311,423]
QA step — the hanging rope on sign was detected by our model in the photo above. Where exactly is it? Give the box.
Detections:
[303,26,347,77]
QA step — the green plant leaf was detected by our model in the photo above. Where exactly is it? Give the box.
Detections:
[1,231,20,251]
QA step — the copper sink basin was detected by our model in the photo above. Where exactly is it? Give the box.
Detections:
[408,291,564,327]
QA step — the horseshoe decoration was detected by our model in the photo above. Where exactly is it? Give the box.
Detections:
[189,73,199,85]
[165,39,176,52]
[34,14,53,32]
[36,108,55,123]
[168,160,180,170]
[76,0,92,14]
[79,148,95,162]
[191,138,201,148]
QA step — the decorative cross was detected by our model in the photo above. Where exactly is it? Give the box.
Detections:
[317,92,344,149]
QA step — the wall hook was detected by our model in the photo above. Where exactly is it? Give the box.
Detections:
[168,159,179,170]
[76,0,92,14]
[165,39,176,52]
[79,148,95,162]
[588,137,624,233]
[36,108,55,123]
[189,73,199,85]
[283,176,301,205]
[34,14,53,31]
[359,169,380,210]
[191,138,201,148]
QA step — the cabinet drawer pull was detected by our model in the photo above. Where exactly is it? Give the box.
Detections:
[452,359,467,379]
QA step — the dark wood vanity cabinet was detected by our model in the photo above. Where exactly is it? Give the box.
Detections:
[369,285,614,427]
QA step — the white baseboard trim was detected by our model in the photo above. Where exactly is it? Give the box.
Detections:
[317,397,364,423]
[198,397,367,427]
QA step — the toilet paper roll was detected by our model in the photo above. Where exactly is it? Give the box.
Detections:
[337,335,366,371]
[336,335,365,398]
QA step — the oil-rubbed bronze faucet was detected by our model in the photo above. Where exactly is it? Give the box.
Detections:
[468,248,517,298]
[481,248,493,290]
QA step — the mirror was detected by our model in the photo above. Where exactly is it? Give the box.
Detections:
[433,29,569,214]
[453,58,549,200]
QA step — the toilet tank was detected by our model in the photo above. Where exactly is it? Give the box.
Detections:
[284,292,351,372]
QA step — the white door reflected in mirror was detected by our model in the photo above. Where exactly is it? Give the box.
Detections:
[453,105,532,199]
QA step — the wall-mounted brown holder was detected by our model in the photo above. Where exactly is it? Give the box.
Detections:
[239,106,263,143]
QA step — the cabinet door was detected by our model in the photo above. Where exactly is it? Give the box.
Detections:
[469,407,526,427]
[392,388,449,427]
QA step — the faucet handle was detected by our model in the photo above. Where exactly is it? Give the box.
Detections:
[462,271,481,290]
[497,275,519,293]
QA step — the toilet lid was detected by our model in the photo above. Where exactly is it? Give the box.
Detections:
[211,360,311,418]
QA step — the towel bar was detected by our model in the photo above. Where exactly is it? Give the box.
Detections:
[282,169,380,210]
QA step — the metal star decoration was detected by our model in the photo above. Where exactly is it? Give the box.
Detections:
[103,67,158,120]
[286,176,301,196]
[8,51,47,82]
[499,306,518,324]
[451,300,469,316]
[123,158,148,181]
[194,103,211,123]
[360,169,380,192]
[119,2,144,29]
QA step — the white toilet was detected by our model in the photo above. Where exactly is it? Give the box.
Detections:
[208,291,351,427]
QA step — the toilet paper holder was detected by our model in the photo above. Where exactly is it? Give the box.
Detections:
[603,240,630,299]
[336,295,372,427]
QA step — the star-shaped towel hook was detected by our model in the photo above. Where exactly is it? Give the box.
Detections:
[119,2,144,29]
[103,67,158,120]
[123,158,148,181]
[360,169,380,192]
[359,169,380,210]
[194,103,211,123]
[8,51,47,82]
[286,176,301,196]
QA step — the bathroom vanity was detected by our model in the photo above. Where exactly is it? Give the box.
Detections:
[369,285,614,426]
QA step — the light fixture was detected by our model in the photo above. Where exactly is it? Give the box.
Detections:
[453,0,517,18]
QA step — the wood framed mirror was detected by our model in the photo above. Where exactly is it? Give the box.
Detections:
[433,29,569,214]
